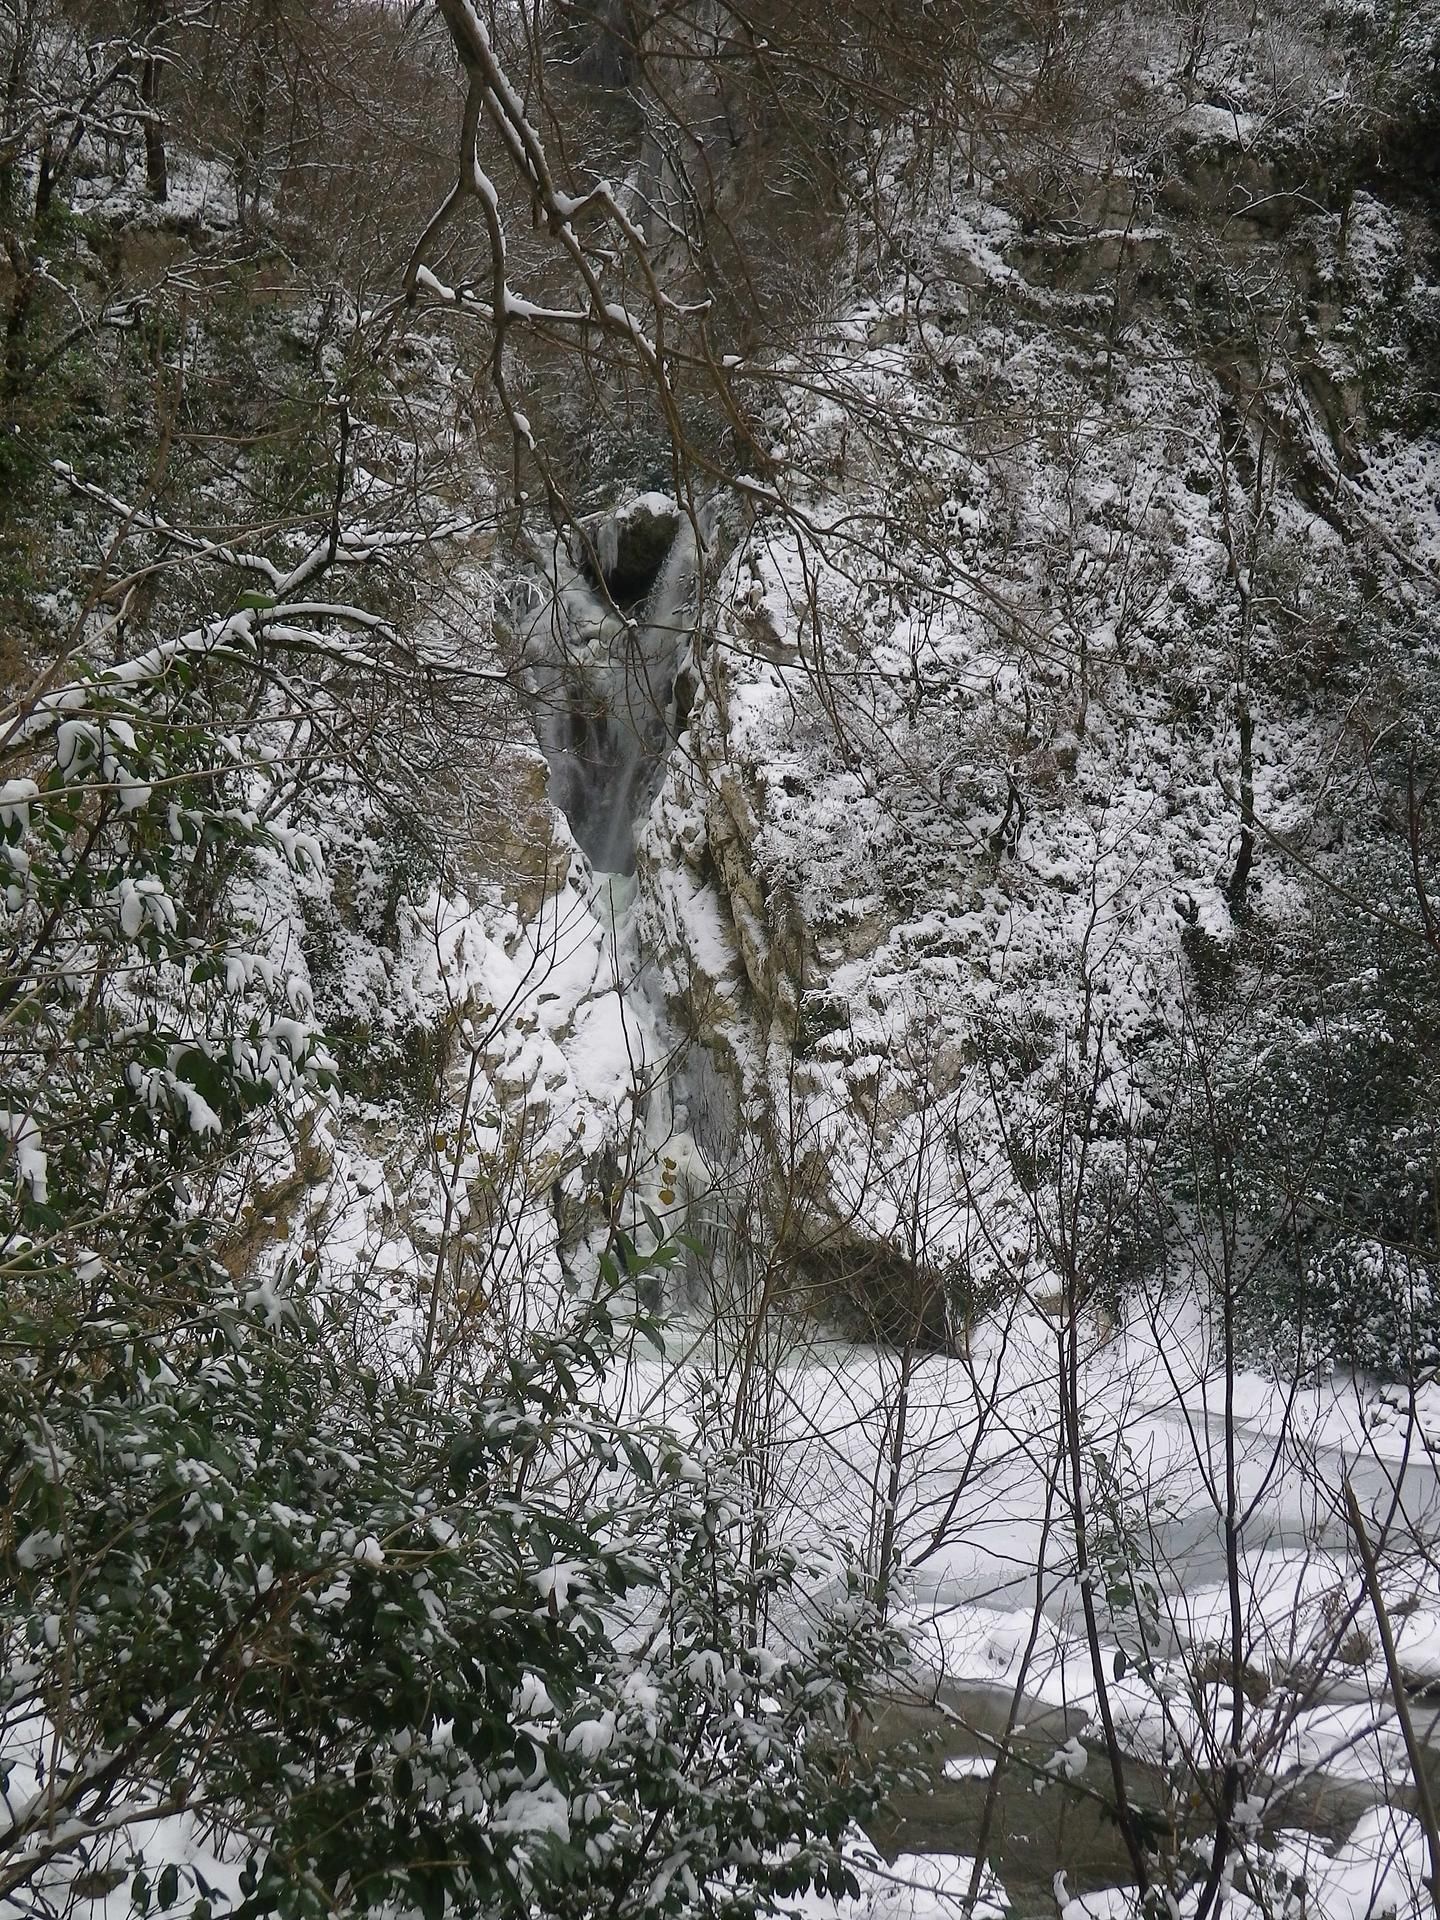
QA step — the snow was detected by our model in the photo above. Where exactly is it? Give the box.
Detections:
[491,1783,571,1839]
[786,1835,1006,1920]
[68,153,236,227]
[0,1109,47,1204]
[608,1285,1440,1833]
[563,1712,617,1759]
[1175,103,1260,144]
[533,1559,590,1609]
[1273,1809,1434,1920]
[0,779,38,830]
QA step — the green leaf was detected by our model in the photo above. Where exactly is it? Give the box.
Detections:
[447,1433,488,1494]
[234,591,276,611]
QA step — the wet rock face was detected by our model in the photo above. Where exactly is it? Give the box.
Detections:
[579,493,683,608]
[459,748,572,920]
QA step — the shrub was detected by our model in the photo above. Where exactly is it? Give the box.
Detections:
[0,1265,902,1920]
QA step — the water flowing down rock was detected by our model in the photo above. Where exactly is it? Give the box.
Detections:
[521,494,712,876]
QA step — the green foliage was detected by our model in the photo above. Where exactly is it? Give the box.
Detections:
[1086,1438,1163,1660]
[0,1267,902,1920]
[794,990,850,1059]
[0,648,333,1321]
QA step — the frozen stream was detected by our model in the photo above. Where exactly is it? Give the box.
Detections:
[910,1401,1440,1635]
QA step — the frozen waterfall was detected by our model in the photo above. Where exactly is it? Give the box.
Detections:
[519,491,729,1304]
[520,492,706,876]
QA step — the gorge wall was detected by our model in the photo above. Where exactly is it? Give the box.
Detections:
[488,45,1440,1353]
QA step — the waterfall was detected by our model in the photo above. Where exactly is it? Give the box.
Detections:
[521,492,706,877]
[520,492,724,1301]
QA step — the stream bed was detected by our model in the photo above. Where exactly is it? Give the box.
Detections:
[864,1682,1440,1917]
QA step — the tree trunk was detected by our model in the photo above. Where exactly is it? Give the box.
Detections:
[1228,685,1254,915]
[235,6,277,239]
[138,1,170,204]
[0,1,35,226]
[3,233,40,416]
